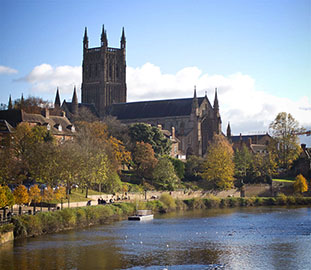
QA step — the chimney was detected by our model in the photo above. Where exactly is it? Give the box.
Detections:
[43,108,49,119]
[171,127,175,139]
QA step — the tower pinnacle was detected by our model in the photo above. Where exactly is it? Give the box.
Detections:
[120,27,126,49]
[101,24,108,47]
[72,86,78,115]
[54,87,61,108]
[83,27,89,50]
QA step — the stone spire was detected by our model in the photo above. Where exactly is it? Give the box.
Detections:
[72,86,78,115]
[101,24,108,47]
[8,95,12,110]
[120,27,126,49]
[227,122,231,138]
[83,27,88,51]
[54,87,61,108]
[213,88,219,113]
[191,86,199,116]
[20,93,24,110]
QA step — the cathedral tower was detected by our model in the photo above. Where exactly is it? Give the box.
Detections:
[81,25,127,117]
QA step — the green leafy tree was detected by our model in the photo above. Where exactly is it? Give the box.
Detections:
[184,155,204,181]
[167,156,185,179]
[294,174,308,194]
[234,145,253,185]
[152,157,180,190]
[269,112,304,170]
[129,123,171,156]
[201,135,235,190]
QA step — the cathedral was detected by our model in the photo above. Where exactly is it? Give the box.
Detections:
[79,25,222,157]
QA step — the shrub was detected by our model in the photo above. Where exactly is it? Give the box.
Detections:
[287,196,296,205]
[76,208,87,226]
[254,197,264,206]
[60,208,77,227]
[277,193,287,205]
[0,223,14,234]
[228,197,239,207]
[175,199,187,210]
[12,217,27,238]
[203,196,221,208]
[159,193,176,211]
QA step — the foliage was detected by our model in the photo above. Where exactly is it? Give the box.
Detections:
[54,186,66,201]
[293,174,308,194]
[152,157,180,190]
[234,145,253,184]
[269,112,304,170]
[13,185,29,205]
[42,186,55,203]
[101,171,122,193]
[159,193,176,210]
[0,186,8,208]
[4,185,15,207]
[184,155,204,181]
[13,96,51,113]
[0,223,14,234]
[167,156,185,179]
[200,135,235,190]
[128,123,171,156]
[132,142,158,179]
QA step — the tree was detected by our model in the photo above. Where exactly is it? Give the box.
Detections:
[269,112,304,170]
[43,186,55,211]
[129,123,171,157]
[132,142,158,179]
[167,156,185,179]
[152,157,180,190]
[294,174,308,194]
[29,184,42,213]
[200,135,235,190]
[13,96,51,113]
[184,155,204,181]
[234,145,253,185]
[13,185,29,215]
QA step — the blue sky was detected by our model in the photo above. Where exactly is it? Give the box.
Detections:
[1,0,310,143]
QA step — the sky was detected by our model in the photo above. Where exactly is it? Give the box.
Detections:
[1,0,310,144]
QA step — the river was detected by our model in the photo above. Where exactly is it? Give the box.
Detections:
[0,207,310,270]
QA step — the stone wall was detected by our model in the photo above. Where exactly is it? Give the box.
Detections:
[0,230,14,245]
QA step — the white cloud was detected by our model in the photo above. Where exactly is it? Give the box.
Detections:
[19,63,81,99]
[127,63,311,135]
[22,62,311,138]
[0,65,18,74]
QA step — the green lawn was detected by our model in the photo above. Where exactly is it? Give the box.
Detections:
[272,179,295,183]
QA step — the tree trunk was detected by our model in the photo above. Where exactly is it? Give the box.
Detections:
[85,186,89,198]
[99,183,102,193]
[19,206,22,215]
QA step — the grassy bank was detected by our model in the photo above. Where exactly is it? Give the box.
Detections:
[10,194,311,239]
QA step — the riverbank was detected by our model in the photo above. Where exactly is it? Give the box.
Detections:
[7,195,311,240]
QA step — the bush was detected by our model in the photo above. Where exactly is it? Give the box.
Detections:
[228,197,239,207]
[277,193,287,205]
[159,193,176,211]
[60,208,77,227]
[287,196,296,205]
[0,223,14,234]
[203,196,221,208]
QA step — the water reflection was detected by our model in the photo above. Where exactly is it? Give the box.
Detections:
[0,207,310,270]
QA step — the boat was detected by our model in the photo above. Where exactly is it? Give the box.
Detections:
[128,210,154,221]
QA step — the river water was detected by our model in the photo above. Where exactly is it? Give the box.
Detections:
[0,207,310,270]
